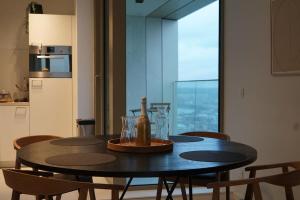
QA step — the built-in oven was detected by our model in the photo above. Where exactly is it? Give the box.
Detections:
[29,45,72,78]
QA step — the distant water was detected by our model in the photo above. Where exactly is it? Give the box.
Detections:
[174,80,219,134]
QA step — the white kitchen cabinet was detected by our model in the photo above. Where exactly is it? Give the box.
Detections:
[0,105,29,162]
[30,78,73,138]
[29,14,73,46]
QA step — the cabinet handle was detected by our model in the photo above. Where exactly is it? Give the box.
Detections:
[37,55,65,59]
[15,107,27,117]
[31,80,43,89]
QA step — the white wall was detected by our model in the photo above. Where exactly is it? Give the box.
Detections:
[74,0,95,129]
[126,16,178,116]
[224,0,300,199]
[0,0,74,100]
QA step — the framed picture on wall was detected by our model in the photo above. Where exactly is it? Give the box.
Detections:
[271,0,300,75]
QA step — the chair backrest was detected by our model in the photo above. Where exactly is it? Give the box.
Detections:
[289,162,300,170]
[13,135,62,150]
[208,169,300,200]
[261,169,300,187]
[3,169,124,199]
[150,103,171,113]
[3,169,81,197]
[244,161,300,200]
[130,102,170,115]
[180,131,230,141]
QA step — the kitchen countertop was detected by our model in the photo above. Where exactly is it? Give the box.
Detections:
[0,102,29,106]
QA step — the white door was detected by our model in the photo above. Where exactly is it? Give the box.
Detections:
[30,78,73,137]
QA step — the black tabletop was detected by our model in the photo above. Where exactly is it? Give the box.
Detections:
[17,136,257,178]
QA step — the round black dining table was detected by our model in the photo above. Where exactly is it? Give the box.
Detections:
[17,135,257,199]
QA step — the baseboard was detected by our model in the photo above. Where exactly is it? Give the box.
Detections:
[99,189,240,200]
[92,177,240,200]
[0,161,14,168]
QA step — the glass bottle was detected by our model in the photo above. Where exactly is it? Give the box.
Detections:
[136,97,151,146]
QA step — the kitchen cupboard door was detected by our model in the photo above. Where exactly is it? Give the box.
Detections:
[0,106,29,162]
[29,14,72,46]
[30,78,73,138]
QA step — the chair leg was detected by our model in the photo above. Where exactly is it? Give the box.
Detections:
[87,177,96,200]
[284,186,294,200]
[282,166,294,200]
[11,191,20,200]
[56,195,62,200]
[212,188,220,200]
[13,157,22,200]
[226,186,230,200]
[225,171,230,200]
[78,188,88,200]
[188,176,193,200]
[15,157,21,169]
[76,175,96,200]
[111,189,119,200]
[180,181,187,200]
[245,170,256,200]
[89,188,96,200]
[252,183,262,200]
[156,177,163,200]
[35,195,43,200]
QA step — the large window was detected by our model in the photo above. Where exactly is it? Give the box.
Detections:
[174,1,220,134]
[126,0,221,185]
[126,0,220,135]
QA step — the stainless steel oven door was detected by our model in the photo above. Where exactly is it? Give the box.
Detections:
[29,46,72,78]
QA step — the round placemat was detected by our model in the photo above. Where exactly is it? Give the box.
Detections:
[169,135,203,143]
[50,137,103,146]
[46,153,116,166]
[180,151,247,162]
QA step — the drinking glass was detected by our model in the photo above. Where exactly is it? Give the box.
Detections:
[154,106,169,140]
[120,116,136,144]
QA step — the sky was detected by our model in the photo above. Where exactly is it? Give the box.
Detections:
[178,1,219,81]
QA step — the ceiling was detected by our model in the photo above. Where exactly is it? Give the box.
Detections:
[126,0,216,20]
[126,0,168,17]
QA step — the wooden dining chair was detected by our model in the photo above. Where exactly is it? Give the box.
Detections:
[13,135,96,200]
[207,168,300,200]
[156,131,231,200]
[13,135,62,169]
[244,161,300,200]
[3,169,124,200]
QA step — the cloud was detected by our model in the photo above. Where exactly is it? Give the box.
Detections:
[178,1,219,81]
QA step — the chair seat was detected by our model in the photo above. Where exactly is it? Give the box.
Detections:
[166,172,229,186]
[4,169,124,200]
[52,174,78,181]
[53,174,93,182]
[193,172,229,181]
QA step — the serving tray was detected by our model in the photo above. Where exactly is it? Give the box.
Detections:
[107,138,173,153]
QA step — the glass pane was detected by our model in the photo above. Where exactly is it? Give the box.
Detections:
[50,57,70,72]
[174,1,220,135]
[174,80,218,134]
